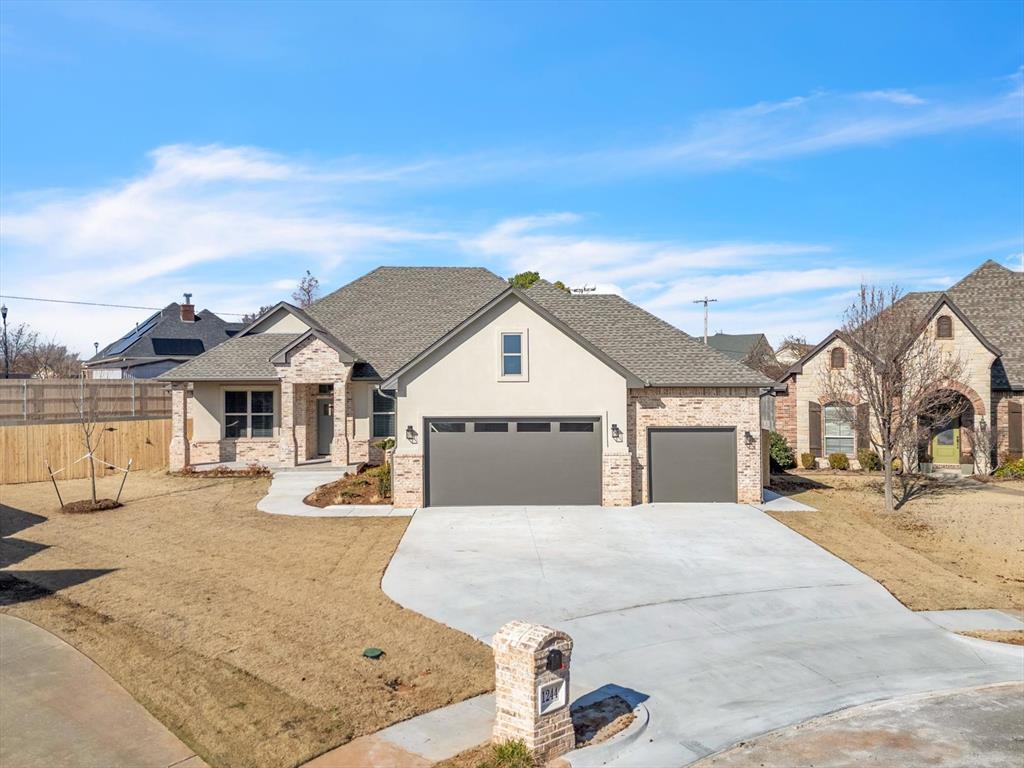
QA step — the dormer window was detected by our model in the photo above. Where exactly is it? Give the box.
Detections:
[936,315,953,339]
[830,347,846,370]
[500,331,528,380]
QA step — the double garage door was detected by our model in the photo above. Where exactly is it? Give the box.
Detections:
[425,418,601,506]
[424,418,738,506]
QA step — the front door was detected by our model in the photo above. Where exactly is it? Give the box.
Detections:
[931,417,960,464]
[317,400,334,456]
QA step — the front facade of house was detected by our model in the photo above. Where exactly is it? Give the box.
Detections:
[776,261,1024,472]
[161,267,774,506]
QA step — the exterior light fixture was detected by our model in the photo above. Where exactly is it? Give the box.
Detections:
[744,430,756,447]
[406,425,417,442]
[611,423,622,440]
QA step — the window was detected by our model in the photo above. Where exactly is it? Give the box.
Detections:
[429,422,465,433]
[372,389,396,438]
[501,332,524,377]
[517,422,551,432]
[224,390,274,438]
[559,422,594,432]
[475,422,509,432]
[830,347,846,369]
[936,315,953,339]
[823,404,854,455]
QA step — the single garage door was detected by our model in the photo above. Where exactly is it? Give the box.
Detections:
[425,418,601,506]
[648,427,737,502]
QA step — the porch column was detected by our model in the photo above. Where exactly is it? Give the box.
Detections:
[331,367,353,466]
[169,383,190,471]
[278,380,298,467]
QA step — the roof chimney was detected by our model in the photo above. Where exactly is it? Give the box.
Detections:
[180,293,195,322]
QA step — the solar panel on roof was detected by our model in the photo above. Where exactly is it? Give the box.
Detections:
[151,338,205,356]
[104,311,163,355]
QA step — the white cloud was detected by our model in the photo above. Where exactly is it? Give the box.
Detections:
[856,89,927,106]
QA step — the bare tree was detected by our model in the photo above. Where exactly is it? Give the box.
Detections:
[292,270,320,308]
[71,379,129,505]
[1,322,39,376]
[242,304,276,324]
[819,285,968,511]
[27,340,82,378]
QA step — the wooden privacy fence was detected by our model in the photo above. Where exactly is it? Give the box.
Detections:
[1,418,174,485]
[0,379,171,424]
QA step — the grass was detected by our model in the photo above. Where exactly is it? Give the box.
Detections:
[0,471,493,768]
[768,472,1024,613]
[436,739,534,768]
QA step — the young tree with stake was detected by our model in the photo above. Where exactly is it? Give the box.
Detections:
[819,285,969,512]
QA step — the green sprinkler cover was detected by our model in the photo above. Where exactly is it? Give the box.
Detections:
[362,647,384,659]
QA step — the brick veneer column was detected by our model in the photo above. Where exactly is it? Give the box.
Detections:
[278,381,297,467]
[169,384,190,471]
[602,452,631,506]
[331,368,353,466]
[392,453,423,507]
[492,621,574,763]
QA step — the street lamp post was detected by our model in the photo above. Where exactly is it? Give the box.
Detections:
[1,304,8,379]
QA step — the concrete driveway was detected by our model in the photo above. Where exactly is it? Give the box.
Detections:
[382,504,1024,767]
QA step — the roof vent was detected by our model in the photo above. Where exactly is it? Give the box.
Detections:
[180,293,195,322]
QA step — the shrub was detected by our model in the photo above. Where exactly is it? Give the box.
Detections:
[800,452,816,470]
[828,452,850,470]
[479,739,533,768]
[857,448,881,472]
[768,431,795,471]
[993,458,1024,479]
[373,463,392,499]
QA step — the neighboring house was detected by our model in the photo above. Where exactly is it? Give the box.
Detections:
[706,332,781,379]
[84,296,242,379]
[776,260,1024,471]
[160,267,775,506]
[775,338,813,368]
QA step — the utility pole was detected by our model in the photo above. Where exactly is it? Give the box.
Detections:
[693,296,717,344]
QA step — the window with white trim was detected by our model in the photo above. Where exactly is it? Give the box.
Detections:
[224,390,274,438]
[501,332,523,377]
[372,389,396,438]
[823,404,854,455]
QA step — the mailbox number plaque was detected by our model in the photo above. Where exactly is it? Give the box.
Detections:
[537,679,566,715]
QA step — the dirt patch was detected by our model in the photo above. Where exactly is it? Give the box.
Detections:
[0,471,492,768]
[958,629,1024,646]
[573,694,635,747]
[304,465,390,507]
[768,472,1024,611]
[60,498,122,514]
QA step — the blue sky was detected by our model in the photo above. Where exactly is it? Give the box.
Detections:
[1,0,1021,356]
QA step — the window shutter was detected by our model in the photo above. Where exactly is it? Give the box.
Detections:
[1009,401,1023,460]
[809,402,822,457]
[856,403,869,452]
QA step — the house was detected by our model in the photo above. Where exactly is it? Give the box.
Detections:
[775,338,813,367]
[84,295,242,379]
[159,267,775,506]
[706,332,781,379]
[776,260,1024,471]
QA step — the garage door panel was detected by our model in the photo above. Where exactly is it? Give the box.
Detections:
[649,427,737,503]
[426,418,601,506]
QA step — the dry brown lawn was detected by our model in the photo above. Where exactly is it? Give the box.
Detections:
[768,472,1024,612]
[0,471,493,768]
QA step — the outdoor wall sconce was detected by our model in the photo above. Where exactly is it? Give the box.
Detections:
[744,430,756,447]
[406,425,418,443]
[611,423,622,441]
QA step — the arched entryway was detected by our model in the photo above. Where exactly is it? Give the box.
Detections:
[918,388,980,470]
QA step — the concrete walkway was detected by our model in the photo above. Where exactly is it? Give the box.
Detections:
[0,614,207,768]
[919,609,1024,632]
[757,489,817,512]
[256,464,411,517]
[382,503,1024,767]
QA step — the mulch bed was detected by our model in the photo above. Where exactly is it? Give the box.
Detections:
[172,463,272,478]
[573,694,636,748]
[60,499,122,514]
[304,465,390,507]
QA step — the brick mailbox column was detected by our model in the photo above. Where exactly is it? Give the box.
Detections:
[493,621,574,762]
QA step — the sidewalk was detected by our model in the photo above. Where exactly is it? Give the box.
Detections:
[0,614,207,768]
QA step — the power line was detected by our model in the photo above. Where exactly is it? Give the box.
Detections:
[0,294,247,317]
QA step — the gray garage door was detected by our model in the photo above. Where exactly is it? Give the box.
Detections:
[425,418,601,506]
[648,427,737,503]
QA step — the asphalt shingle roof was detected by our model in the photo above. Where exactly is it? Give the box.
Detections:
[88,304,241,365]
[706,333,768,362]
[161,334,299,380]
[526,281,775,387]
